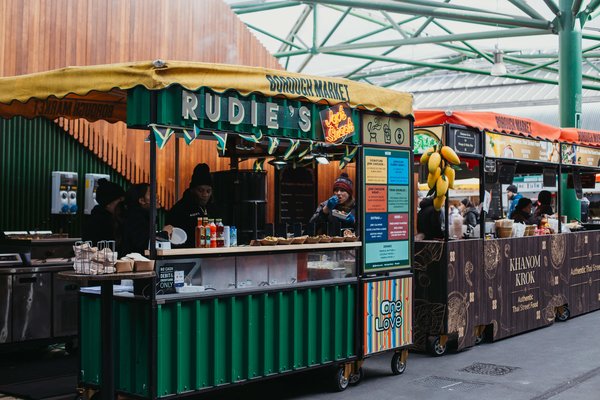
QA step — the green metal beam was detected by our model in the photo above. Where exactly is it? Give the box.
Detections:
[323,50,600,90]
[383,68,437,87]
[432,20,493,63]
[518,59,559,74]
[278,5,312,53]
[233,1,302,14]
[585,0,600,15]
[584,58,600,74]
[315,27,550,53]
[559,0,583,127]
[245,23,306,50]
[508,0,547,20]
[302,0,552,30]
[572,0,583,15]
[542,0,561,16]
[381,11,409,39]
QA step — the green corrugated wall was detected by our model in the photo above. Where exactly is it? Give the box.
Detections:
[80,284,356,398]
[0,117,130,236]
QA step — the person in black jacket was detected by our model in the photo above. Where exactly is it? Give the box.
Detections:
[166,163,220,247]
[417,197,444,240]
[534,190,554,217]
[460,198,480,235]
[121,183,152,255]
[512,197,536,224]
[82,178,125,248]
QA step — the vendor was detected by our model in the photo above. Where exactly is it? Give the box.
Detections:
[512,197,536,224]
[166,163,219,247]
[534,190,553,217]
[82,178,125,248]
[417,197,444,240]
[309,172,356,230]
[506,185,522,219]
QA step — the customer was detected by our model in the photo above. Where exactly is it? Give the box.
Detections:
[309,172,356,230]
[460,198,479,237]
[506,184,522,219]
[82,178,125,248]
[166,163,219,247]
[417,196,444,240]
[512,197,535,224]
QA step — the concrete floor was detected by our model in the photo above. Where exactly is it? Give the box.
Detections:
[1,311,599,400]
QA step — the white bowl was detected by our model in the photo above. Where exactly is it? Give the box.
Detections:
[170,227,187,245]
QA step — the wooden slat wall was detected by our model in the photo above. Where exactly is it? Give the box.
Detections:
[1,0,352,222]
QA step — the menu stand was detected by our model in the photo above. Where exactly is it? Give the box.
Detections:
[58,271,155,400]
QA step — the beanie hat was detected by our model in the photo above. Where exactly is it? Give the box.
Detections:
[190,163,212,188]
[333,173,353,196]
[507,184,518,194]
[96,178,125,207]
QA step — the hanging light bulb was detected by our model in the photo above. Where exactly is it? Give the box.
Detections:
[490,45,507,76]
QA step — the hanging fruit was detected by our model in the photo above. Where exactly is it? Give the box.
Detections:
[422,144,461,211]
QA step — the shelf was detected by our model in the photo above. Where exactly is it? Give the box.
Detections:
[154,241,362,257]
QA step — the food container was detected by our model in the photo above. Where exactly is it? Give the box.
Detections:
[331,236,345,243]
[115,259,134,273]
[291,236,308,244]
[277,238,293,245]
[344,236,359,242]
[134,260,155,272]
[319,235,332,243]
[259,238,278,246]
[496,227,513,238]
[305,236,320,244]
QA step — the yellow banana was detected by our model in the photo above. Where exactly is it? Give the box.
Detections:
[428,152,441,173]
[444,166,455,189]
[440,146,460,165]
[420,147,435,165]
[427,167,441,189]
[436,175,449,197]
[433,195,446,211]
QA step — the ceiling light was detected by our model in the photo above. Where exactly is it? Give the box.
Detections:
[490,46,507,77]
[315,155,329,165]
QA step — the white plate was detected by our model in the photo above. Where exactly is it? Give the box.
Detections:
[170,227,187,245]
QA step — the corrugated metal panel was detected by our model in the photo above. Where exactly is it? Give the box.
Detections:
[155,285,356,397]
[80,296,102,386]
[0,117,130,236]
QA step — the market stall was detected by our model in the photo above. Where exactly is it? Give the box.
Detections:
[0,61,414,398]
[413,110,573,354]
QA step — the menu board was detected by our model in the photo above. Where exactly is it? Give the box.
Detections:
[561,143,600,168]
[485,131,560,163]
[363,147,411,272]
[276,166,317,223]
[413,126,443,154]
[362,114,410,148]
[447,127,480,156]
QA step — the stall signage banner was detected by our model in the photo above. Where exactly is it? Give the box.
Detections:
[363,277,412,355]
[363,147,411,272]
[561,143,600,167]
[413,126,443,154]
[448,127,480,155]
[182,89,312,133]
[362,114,410,148]
[319,104,355,143]
[485,131,560,163]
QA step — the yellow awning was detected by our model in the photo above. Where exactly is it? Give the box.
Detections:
[0,60,413,124]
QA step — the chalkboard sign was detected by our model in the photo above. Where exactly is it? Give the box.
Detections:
[448,127,480,155]
[484,159,497,173]
[276,166,317,224]
[486,182,504,219]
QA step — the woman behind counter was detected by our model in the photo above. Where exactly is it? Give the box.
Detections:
[82,178,125,248]
[166,163,220,247]
[309,173,356,231]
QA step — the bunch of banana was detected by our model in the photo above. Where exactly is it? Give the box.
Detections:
[420,145,461,211]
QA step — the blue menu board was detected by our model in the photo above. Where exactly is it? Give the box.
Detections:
[363,147,411,272]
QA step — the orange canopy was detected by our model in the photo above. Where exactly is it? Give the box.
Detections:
[560,128,600,146]
[414,110,561,141]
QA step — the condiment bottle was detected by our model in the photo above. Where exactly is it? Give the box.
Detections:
[204,218,211,248]
[195,218,203,248]
[216,219,224,247]
[209,219,217,248]
[223,226,230,247]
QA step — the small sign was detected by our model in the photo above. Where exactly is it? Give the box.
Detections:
[448,128,480,155]
[362,114,410,148]
[561,143,600,168]
[484,159,497,173]
[320,104,355,144]
[157,265,175,294]
[485,131,560,163]
[413,126,443,154]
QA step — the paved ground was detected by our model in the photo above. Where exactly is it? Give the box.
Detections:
[1,311,599,400]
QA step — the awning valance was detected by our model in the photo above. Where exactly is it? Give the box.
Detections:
[414,110,561,141]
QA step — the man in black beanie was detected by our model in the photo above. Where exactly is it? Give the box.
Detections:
[83,178,125,248]
[166,163,220,247]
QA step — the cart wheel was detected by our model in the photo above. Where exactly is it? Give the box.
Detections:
[556,306,570,322]
[430,336,447,357]
[391,353,406,375]
[332,366,350,392]
[475,332,485,345]
[349,367,363,385]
